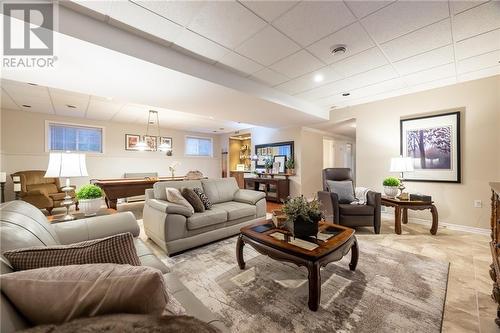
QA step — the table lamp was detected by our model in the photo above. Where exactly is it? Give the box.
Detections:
[45,152,88,220]
[390,156,414,199]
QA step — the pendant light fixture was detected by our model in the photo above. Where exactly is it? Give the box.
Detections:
[137,110,169,152]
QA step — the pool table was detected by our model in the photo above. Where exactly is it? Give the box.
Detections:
[91,176,186,209]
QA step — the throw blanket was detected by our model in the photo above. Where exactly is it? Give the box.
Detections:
[351,187,370,205]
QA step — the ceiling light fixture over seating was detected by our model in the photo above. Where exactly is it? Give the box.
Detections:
[138,110,170,152]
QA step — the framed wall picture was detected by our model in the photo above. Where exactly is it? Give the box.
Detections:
[125,134,141,151]
[143,135,157,151]
[400,111,461,183]
[273,155,286,173]
[255,141,294,167]
[159,136,172,148]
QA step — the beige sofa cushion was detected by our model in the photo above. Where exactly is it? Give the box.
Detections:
[0,264,173,325]
[187,208,227,230]
[201,178,239,204]
[3,233,140,271]
[212,202,256,220]
[166,188,194,215]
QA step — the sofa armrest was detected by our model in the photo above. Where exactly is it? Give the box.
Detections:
[233,189,266,205]
[317,190,340,224]
[146,199,193,217]
[52,212,140,244]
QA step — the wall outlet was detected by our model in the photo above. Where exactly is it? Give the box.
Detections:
[474,200,482,208]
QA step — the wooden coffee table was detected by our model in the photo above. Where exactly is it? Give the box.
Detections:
[381,196,438,235]
[236,219,358,311]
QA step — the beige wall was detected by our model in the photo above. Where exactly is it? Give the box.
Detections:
[0,109,221,201]
[330,75,500,229]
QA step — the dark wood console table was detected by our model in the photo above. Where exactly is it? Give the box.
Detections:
[489,182,500,327]
[244,173,292,202]
[381,196,438,235]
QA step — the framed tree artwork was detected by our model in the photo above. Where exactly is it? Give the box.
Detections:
[125,134,140,151]
[143,135,157,151]
[400,111,461,183]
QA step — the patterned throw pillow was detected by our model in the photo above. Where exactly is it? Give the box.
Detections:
[193,187,212,210]
[181,188,205,213]
[3,233,141,271]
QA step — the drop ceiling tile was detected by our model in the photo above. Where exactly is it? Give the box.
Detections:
[72,0,114,15]
[296,78,358,100]
[273,1,356,46]
[332,47,388,77]
[112,104,145,123]
[361,1,449,43]
[240,0,298,22]
[381,19,452,62]
[349,77,406,99]
[453,1,500,41]
[393,45,454,76]
[19,101,54,114]
[345,1,394,19]
[173,29,229,62]
[86,98,124,121]
[347,65,399,89]
[307,23,374,64]
[216,51,264,75]
[109,1,183,42]
[405,76,457,95]
[457,49,500,74]
[458,65,500,82]
[1,90,20,110]
[235,25,300,66]
[403,63,455,86]
[251,68,289,86]
[275,66,343,95]
[187,1,266,49]
[133,1,206,27]
[270,50,324,79]
[50,90,89,118]
[450,1,488,14]
[1,80,49,100]
[456,28,500,60]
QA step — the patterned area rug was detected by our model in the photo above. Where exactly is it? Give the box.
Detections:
[163,237,449,333]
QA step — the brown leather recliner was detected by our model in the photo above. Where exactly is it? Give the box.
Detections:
[317,168,381,234]
[10,170,77,214]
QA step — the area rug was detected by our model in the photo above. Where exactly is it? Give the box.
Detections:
[163,237,449,333]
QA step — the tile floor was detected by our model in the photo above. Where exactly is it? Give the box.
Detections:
[113,202,499,332]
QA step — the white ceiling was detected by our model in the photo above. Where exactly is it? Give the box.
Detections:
[69,0,500,110]
[0,79,251,133]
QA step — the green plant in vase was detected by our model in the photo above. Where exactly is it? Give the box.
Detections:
[264,158,274,173]
[285,157,295,174]
[76,184,103,216]
[282,196,323,238]
[382,176,400,198]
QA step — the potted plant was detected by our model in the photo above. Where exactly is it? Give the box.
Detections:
[383,177,400,198]
[283,196,323,238]
[285,157,295,175]
[264,158,273,174]
[76,184,103,216]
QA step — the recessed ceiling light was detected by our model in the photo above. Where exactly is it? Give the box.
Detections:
[330,44,347,56]
[342,92,350,97]
[313,74,324,83]
[213,130,217,133]
[22,104,31,108]
[219,127,224,130]
[27,83,38,86]
[209,116,214,120]
[66,104,76,108]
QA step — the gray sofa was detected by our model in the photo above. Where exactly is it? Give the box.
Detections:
[143,178,266,256]
[0,200,226,333]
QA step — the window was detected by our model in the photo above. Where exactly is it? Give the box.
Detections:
[47,122,103,153]
[185,136,213,157]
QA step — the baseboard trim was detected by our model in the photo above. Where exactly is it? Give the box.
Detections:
[381,212,490,236]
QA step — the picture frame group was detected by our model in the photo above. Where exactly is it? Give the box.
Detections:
[125,134,172,154]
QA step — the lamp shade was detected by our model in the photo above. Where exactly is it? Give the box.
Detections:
[45,153,88,178]
[390,157,414,173]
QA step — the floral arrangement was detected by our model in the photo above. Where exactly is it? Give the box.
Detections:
[282,196,323,224]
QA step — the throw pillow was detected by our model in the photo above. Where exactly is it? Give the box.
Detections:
[165,188,195,214]
[181,188,205,213]
[326,180,355,204]
[0,264,173,325]
[18,314,220,333]
[3,233,140,271]
[193,187,212,210]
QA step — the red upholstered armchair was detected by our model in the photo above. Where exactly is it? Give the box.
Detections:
[317,168,381,234]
